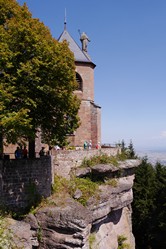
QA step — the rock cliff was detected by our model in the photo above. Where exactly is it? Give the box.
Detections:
[7,159,141,249]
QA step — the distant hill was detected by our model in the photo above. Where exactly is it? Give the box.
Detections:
[136,149,166,166]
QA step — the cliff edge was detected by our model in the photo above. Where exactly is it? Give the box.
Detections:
[6,158,141,249]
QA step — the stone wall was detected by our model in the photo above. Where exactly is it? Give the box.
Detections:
[52,147,120,179]
[0,157,52,212]
[0,148,120,211]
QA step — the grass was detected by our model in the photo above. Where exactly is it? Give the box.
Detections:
[89,233,96,249]
[104,178,118,187]
[80,152,129,169]
[80,154,119,168]
[116,152,129,161]
[118,235,130,249]
[52,175,99,206]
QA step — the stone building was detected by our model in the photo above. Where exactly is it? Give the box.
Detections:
[58,24,101,148]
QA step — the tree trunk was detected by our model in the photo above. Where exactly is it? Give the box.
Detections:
[28,139,35,158]
[0,131,3,159]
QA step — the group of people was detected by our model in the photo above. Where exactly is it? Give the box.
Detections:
[14,142,101,158]
[15,146,28,159]
[14,144,62,159]
[83,140,92,150]
[83,140,101,150]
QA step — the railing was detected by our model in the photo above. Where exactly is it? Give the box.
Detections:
[101,143,119,148]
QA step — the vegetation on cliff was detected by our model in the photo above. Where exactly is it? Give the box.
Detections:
[52,175,99,207]
[0,0,80,153]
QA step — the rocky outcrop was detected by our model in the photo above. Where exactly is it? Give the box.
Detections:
[7,159,141,249]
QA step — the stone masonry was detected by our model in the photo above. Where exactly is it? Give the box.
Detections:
[0,157,52,212]
[0,148,120,211]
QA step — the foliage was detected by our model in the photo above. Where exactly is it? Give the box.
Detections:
[119,139,137,159]
[116,151,128,161]
[52,175,99,206]
[52,175,69,196]
[89,233,96,249]
[80,154,119,168]
[117,235,130,249]
[104,178,118,187]
[69,177,99,206]
[37,225,43,243]
[127,140,136,159]
[0,0,80,146]
[132,158,166,249]
[121,139,126,153]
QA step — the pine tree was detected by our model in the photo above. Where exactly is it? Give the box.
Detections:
[121,139,125,153]
[128,140,136,159]
[132,157,156,248]
[132,158,166,249]
[150,162,166,249]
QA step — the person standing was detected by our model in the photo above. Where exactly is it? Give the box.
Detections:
[89,140,92,149]
[39,147,45,157]
[83,141,88,150]
[15,147,21,159]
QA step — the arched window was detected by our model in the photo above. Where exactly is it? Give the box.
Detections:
[76,72,83,91]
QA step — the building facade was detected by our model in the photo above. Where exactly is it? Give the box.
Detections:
[58,26,101,148]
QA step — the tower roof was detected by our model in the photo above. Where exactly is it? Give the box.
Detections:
[58,28,95,65]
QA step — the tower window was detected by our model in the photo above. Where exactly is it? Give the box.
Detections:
[76,72,83,91]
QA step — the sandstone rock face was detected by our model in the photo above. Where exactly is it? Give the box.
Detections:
[25,198,92,249]
[92,206,134,249]
[7,159,141,249]
[7,218,36,249]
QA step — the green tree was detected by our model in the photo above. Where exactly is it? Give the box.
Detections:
[119,139,137,159]
[127,140,136,159]
[132,158,166,249]
[132,157,156,249]
[150,162,166,249]
[0,0,80,155]
[121,139,125,153]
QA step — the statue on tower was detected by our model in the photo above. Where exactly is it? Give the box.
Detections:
[80,32,90,52]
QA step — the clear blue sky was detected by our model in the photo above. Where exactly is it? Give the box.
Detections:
[17,0,166,151]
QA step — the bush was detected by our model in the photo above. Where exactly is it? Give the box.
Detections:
[118,235,130,249]
[52,175,99,206]
[81,154,119,168]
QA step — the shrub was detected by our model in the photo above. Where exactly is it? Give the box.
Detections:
[89,233,96,249]
[52,175,99,206]
[81,154,119,168]
[118,235,130,249]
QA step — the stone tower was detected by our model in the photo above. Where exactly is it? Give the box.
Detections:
[58,24,101,148]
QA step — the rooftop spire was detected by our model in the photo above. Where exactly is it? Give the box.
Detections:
[64,8,67,30]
